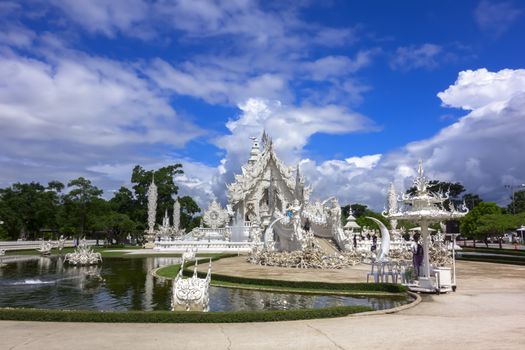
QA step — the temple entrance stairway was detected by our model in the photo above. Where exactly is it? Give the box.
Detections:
[314,237,340,255]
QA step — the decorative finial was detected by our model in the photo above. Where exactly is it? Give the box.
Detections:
[414,160,428,194]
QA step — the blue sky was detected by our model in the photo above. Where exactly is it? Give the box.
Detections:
[0,0,524,209]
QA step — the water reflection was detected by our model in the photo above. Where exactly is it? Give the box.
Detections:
[0,256,410,312]
[207,287,408,312]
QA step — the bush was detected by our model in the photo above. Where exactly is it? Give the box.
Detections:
[0,305,373,323]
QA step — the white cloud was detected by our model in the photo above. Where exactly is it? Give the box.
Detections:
[0,53,202,147]
[437,68,525,110]
[302,51,375,81]
[48,0,154,38]
[474,0,522,37]
[22,1,373,110]
[0,37,205,198]
[145,58,289,105]
[390,43,442,71]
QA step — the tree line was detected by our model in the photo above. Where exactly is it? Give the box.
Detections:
[2,170,524,247]
[0,164,201,243]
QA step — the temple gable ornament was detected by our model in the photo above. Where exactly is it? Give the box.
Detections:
[202,200,230,229]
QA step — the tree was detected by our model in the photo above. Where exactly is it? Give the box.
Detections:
[356,210,390,231]
[178,196,201,232]
[460,202,502,247]
[349,204,368,218]
[476,213,517,248]
[407,180,466,208]
[64,177,103,240]
[462,193,483,211]
[0,181,64,240]
[341,203,389,231]
[508,190,525,214]
[131,164,184,224]
[97,212,137,245]
[110,187,137,218]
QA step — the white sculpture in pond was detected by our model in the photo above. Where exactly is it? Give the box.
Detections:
[37,241,53,255]
[64,238,102,266]
[172,258,212,312]
[182,247,197,261]
[57,235,66,252]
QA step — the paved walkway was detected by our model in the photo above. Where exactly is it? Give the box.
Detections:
[1,261,524,350]
[197,255,370,282]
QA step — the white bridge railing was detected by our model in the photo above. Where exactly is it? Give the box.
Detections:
[154,241,262,253]
[0,240,97,251]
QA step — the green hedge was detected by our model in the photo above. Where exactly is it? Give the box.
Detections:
[457,255,525,266]
[461,248,525,257]
[0,305,373,323]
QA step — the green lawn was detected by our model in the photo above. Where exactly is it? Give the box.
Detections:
[155,255,407,296]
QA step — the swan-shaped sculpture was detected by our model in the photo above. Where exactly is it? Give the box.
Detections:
[366,216,390,261]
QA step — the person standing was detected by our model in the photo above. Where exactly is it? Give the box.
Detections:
[412,233,424,279]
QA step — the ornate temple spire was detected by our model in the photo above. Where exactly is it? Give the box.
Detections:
[162,209,170,228]
[146,174,158,234]
[261,130,269,147]
[173,198,181,232]
[294,164,304,202]
[248,137,260,165]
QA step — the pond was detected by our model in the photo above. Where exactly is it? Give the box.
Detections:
[0,256,411,312]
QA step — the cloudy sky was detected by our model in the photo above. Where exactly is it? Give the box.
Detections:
[0,0,524,210]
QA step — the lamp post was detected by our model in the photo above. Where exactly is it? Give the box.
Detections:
[505,184,525,214]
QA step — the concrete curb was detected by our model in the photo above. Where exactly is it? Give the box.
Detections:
[347,291,422,317]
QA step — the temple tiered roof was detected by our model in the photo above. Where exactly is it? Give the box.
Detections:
[227,136,311,206]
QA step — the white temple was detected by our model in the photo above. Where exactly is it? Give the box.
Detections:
[153,135,351,253]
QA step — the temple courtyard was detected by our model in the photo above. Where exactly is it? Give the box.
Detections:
[1,259,524,350]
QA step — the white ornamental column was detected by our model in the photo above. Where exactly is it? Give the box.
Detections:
[173,199,181,233]
[147,176,158,235]
[419,221,434,289]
